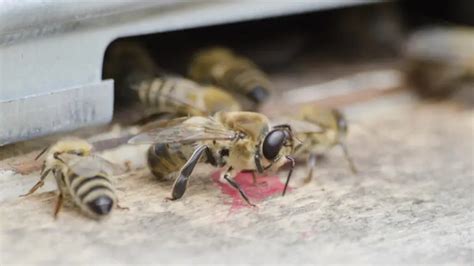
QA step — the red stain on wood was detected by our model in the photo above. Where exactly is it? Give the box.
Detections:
[211,171,291,212]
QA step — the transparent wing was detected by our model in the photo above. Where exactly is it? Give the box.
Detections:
[157,93,207,114]
[61,154,125,176]
[139,116,188,132]
[128,116,238,145]
[152,77,207,114]
[271,116,324,134]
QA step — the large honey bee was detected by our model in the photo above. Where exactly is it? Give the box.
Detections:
[288,106,357,181]
[134,75,241,116]
[20,138,123,219]
[188,47,273,105]
[128,111,304,206]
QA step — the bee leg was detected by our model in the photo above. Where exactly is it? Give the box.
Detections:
[223,171,256,207]
[20,167,51,197]
[304,153,318,183]
[167,145,209,201]
[251,171,258,185]
[53,193,64,219]
[254,151,264,174]
[282,156,295,196]
[53,152,65,164]
[339,142,358,174]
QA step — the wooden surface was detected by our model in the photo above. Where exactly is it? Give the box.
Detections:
[1,97,473,264]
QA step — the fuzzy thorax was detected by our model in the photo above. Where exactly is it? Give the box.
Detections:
[42,138,93,171]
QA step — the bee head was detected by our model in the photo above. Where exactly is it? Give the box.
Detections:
[260,125,297,196]
[38,138,93,163]
[261,126,293,162]
[56,138,93,157]
[247,86,270,104]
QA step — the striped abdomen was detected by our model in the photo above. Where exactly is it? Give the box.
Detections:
[147,143,194,180]
[218,59,272,103]
[189,48,272,104]
[66,170,116,218]
[136,77,205,116]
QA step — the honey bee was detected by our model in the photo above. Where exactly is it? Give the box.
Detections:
[128,111,302,206]
[20,138,123,219]
[405,27,474,98]
[104,41,241,117]
[289,106,357,181]
[188,47,273,105]
[134,76,241,116]
[103,41,159,103]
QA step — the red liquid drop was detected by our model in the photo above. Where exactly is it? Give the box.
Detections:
[211,171,291,212]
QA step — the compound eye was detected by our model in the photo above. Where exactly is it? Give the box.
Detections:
[262,130,286,161]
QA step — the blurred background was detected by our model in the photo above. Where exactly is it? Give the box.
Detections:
[1,0,473,145]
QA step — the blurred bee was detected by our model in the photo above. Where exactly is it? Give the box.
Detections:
[276,106,357,181]
[188,47,273,105]
[20,138,123,219]
[134,76,241,117]
[405,27,474,98]
[104,41,241,117]
[103,41,159,104]
[128,111,305,206]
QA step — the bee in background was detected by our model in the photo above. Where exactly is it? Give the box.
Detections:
[20,138,124,219]
[405,27,474,99]
[134,75,241,117]
[103,41,160,104]
[128,111,298,206]
[278,106,357,181]
[104,41,241,117]
[188,47,273,105]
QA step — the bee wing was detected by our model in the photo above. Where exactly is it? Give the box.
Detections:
[153,77,208,114]
[67,155,125,176]
[271,116,325,133]
[129,116,238,145]
[89,155,126,175]
[139,116,189,132]
[158,93,207,114]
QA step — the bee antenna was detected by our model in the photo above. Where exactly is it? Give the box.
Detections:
[279,124,302,144]
[35,146,50,161]
[282,156,295,196]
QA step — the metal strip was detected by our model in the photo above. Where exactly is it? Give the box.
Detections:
[0,80,114,146]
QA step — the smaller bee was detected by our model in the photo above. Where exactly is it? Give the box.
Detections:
[20,138,123,219]
[188,47,273,105]
[135,76,241,116]
[282,106,357,181]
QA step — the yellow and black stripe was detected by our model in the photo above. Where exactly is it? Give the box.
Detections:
[66,170,116,217]
[219,60,272,103]
[137,78,180,112]
[189,48,272,104]
[147,143,190,180]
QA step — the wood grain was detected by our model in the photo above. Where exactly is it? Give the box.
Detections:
[1,102,472,264]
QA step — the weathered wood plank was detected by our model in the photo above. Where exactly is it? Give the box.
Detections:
[1,101,472,264]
